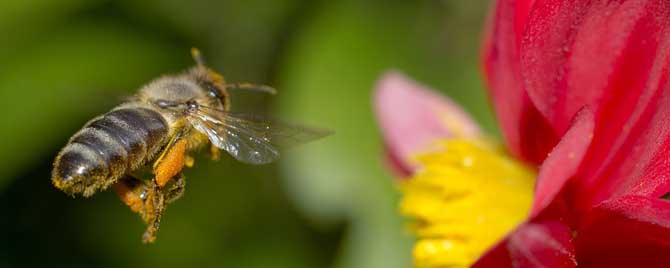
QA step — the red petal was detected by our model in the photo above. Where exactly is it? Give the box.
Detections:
[483,0,558,164]
[530,108,593,218]
[576,82,670,210]
[520,0,670,208]
[522,0,666,133]
[373,71,481,176]
[575,195,670,268]
[473,107,593,268]
[473,221,576,268]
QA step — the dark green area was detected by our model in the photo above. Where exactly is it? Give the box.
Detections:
[0,1,493,267]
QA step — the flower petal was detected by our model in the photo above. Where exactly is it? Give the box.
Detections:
[473,221,576,268]
[520,0,670,209]
[522,0,668,133]
[482,0,558,164]
[472,107,592,268]
[576,84,670,210]
[374,71,481,176]
[575,195,670,268]
[531,108,593,218]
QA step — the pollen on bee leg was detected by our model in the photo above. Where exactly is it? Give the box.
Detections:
[113,178,147,213]
[154,139,188,187]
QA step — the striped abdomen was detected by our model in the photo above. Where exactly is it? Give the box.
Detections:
[52,107,169,197]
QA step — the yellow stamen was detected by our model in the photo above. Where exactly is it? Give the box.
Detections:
[400,139,535,268]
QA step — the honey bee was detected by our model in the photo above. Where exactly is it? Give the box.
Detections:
[51,48,329,243]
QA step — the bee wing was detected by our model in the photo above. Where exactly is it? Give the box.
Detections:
[188,108,331,165]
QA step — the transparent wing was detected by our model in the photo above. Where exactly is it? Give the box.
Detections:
[188,107,332,165]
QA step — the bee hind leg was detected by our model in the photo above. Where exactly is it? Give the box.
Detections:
[143,172,187,242]
[111,174,169,243]
[140,129,201,243]
[141,180,165,244]
[154,137,189,188]
[112,175,164,243]
[113,175,150,214]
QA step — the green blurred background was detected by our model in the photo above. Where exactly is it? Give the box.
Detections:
[0,1,496,267]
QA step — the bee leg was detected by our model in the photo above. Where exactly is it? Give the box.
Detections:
[141,172,186,243]
[139,129,196,243]
[113,175,149,214]
[141,180,165,244]
[153,135,189,188]
[165,173,186,204]
[113,175,164,243]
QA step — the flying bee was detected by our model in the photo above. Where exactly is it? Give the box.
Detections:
[51,48,329,243]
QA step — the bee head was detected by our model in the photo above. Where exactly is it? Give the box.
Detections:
[190,48,231,110]
[138,49,229,114]
[195,70,230,111]
[189,48,276,107]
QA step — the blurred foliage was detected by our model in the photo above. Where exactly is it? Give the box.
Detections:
[0,0,493,268]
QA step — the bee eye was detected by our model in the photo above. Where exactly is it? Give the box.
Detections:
[203,81,221,98]
[208,86,222,100]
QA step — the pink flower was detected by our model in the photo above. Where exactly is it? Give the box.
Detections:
[374,71,482,176]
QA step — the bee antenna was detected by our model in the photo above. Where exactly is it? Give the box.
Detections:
[226,83,277,95]
[191,47,206,67]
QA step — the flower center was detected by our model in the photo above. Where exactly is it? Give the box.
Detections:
[400,139,535,268]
